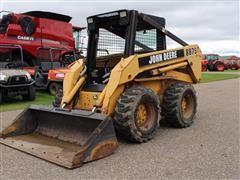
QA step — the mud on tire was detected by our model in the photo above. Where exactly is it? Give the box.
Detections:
[48,82,62,96]
[22,85,36,101]
[113,86,161,143]
[53,89,63,107]
[161,83,197,128]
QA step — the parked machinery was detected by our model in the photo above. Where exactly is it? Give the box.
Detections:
[202,54,225,71]
[0,11,84,94]
[33,47,73,95]
[201,58,208,71]
[0,44,35,103]
[0,10,202,168]
[220,56,239,70]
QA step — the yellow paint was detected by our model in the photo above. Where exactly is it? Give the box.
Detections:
[166,70,193,83]
[63,59,84,95]
[61,76,86,106]
[60,44,202,115]
[137,80,162,95]
[75,91,101,110]
[136,104,147,126]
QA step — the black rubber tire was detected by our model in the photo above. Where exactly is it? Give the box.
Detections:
[53,89,63,107]
[113,86,161,143]
[48,82,62,96]
[231,64,238,70]
[224,64,229,70]
[162,83,197,128]
[22,85,36,101]
[207,65,214,71]
[202,64,208,72]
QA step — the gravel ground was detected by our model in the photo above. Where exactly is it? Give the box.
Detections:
[0,79,239,179]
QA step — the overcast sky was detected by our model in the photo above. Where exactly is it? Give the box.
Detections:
[1,0,239,56]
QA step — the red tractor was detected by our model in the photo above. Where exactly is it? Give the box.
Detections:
[220,56,239,70]
[202,54,225,71]
[0,11,84,94]
[32,47,72,95]
[201,59,208,71]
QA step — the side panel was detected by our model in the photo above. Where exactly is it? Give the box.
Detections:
[101,45,202,114]
[75,91,101,110]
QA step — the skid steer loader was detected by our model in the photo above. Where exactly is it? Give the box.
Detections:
[0,10,202,168]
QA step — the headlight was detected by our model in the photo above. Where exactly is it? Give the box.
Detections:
[26,73,31,80]
[0,74,7,81]
[56,73,65,78]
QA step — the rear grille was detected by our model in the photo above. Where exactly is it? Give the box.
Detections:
[8,75,28,85]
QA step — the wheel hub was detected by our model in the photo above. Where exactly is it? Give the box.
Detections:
[181,98,187,112]
[217,64,224,71]
[136,104,147,126]
[181,94,193,119]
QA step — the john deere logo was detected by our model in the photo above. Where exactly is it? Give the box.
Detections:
[138,49,185,67]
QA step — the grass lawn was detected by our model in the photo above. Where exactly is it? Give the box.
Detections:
[201,73,240,83]
[0,90,54,112]
[224,69,240,72]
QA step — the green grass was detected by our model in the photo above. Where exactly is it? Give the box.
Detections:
[224,69,240,72]
[0,90,54,112]
[1,73,240,112]
[201,73,240,83]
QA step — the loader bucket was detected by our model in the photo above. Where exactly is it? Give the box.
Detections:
[0,105,118,168]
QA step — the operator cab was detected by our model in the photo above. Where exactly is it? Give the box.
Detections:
[85,10,167,89]
[84,10,188,92]
[72,26,86,51]
[0,12,13,34]
[204,54,219,61]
